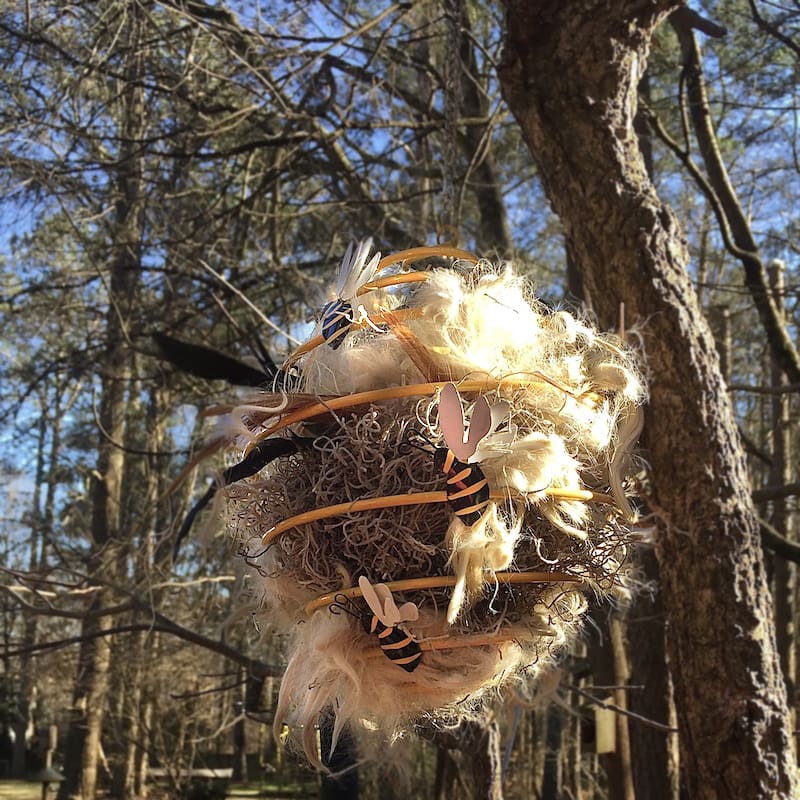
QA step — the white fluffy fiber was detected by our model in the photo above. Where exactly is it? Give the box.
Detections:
[226,257,645,765]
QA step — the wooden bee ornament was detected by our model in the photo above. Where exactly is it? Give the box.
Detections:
[331,577,422,672]
[436,384,522,623]
[436,382,509,525]
[320,239,381,349]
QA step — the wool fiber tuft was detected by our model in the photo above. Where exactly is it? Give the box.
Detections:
[214,246,645,765]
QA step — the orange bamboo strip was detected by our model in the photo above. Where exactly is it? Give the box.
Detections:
[243,376,592,455]
[375,245,478,273]
[261,487,614,547]
[304,570,581,615]
[281,308,423,369]
[261,491,446,546]
[356,271,429,294]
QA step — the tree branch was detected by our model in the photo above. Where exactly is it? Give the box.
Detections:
[753,482,800,503]
[759,517,800,564]
[669,12,800,384]
[747,0,800,60]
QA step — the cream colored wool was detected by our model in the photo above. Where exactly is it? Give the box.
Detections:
[220,256,645,765]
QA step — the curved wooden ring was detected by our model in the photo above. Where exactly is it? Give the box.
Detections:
[305,570,582,615]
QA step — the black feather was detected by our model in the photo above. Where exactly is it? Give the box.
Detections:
[173,437,299,557]
[154,332,271,387]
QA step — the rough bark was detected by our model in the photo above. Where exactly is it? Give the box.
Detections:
[429,712,504,800]
[627,550,680,800]
[767,262,796,737]
[626,74,681,800]
[498,3,799,798]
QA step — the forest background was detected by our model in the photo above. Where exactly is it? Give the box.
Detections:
[1,1,799,799]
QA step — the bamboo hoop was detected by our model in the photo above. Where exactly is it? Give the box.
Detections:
[304,570,581,615]
[375,245,478,273]
[243,376,598,455]
[281,273,429,366]
[281,243,479,367]
[282,308,423,368]
[261,488,614,547]
[357,271,429,294]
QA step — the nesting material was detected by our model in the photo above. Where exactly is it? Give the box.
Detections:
[218,243,646,765]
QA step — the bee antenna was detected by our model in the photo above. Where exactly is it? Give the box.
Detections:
[238,545,272,576]
[329,594,360,619]
[398,428,435,456]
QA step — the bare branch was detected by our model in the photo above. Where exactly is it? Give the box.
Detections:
[759,517,800,564]
[747,0,800,60]
[669,13,800,384]
[568,685,678,733]
[753,482,800,503]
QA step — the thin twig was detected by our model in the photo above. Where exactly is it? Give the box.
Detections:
[197,259,301,345]
[569,685,678,733]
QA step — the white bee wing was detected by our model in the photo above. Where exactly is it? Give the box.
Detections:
[358,576,386,620]
[338,239,380,301]
[465,395,492,452]
[471,404,515,461]
[372,582,401,625]
[438,383,471,460]
[395,602,419,624]
[489,401,510,434]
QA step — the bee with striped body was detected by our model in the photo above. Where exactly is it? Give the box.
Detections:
[435,382,509,525]
[331,577,422,672]
[433,383,518,623]
[321,239,381,349]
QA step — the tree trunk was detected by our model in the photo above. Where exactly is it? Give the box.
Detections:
[540,702,563,799]
[110,381,170,799]
[586,610,635,800]
[12,398,49,778]
[767,261,796,741]
[459,6,512,256]
[58,595,115,800]
[233,667,248,784]
[429,712,503,800]
[498,3,799,798]
[57,4,146,796]
[627,550,680,800]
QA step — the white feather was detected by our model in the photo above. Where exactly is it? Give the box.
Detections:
[336,238,380,301]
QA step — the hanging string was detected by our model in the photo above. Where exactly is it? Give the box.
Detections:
[440,0,463,243]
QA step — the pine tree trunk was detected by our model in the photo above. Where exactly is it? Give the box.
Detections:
[12,403,48,778]
[627,550,680,800]
[429,712,503,800]
[498,3,799,797]
[57,4,146,796]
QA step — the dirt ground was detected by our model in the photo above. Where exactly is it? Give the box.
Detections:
[0,782,43,800]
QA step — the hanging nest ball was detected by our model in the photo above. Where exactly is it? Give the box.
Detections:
[218,243,646,764]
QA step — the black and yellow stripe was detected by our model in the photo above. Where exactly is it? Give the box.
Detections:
[363,616,423,672]
[434,448,491,526]
[320,298,352,349]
